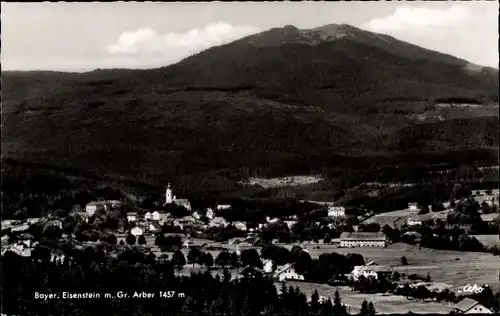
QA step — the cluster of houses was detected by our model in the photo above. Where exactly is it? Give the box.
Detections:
[1,233,36,257]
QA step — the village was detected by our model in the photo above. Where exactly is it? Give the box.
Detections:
[2,181,499,314]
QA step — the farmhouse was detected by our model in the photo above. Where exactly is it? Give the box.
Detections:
[127,212,138,222]
[149,222,161,233]
[217,204,231,210]
[27,218,41,225]
[209,217,229,228]
[192,211,201,220]
[407,216,423,226]
[340,232,386,248]
[274,263,305,282]
[1,236,9,247]
[131,226,144,236]
[266,217,280,224]
[328,206,346,217]
[173,219,185,230]
[183,239,195,248]
[351,265,393,281]
[47,219,63,229]
[262,259,275,273]
[152,211,164,221]
[408,202,419,211]
[144,212,152,221]
[163,183,191,210]
[233,221,247,231]
[85,201,104,216]
[18,233,34,248]
[86,200,122,216]
[205,208,215,220]
[453,298,493,314]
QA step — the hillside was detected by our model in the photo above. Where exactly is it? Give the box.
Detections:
[1,24,498,191]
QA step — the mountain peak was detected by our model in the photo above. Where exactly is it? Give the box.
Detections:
[240,23,379,48]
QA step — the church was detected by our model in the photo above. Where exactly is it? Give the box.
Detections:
[164,183,192,211]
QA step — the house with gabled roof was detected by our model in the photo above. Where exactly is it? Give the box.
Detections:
[340,232,386,248]
[453,298,493,314]
[274,263,305,282]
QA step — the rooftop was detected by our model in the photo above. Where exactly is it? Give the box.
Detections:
[340,232,386,241]
[453,298,480,312]
[274,263,295,275]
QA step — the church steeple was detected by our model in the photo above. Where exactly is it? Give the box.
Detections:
[165,183,173,205]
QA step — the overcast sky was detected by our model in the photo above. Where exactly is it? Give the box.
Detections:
[1,2,498,72]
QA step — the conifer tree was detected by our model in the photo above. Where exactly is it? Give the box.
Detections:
[310,289,320,314]
[360,300,369,315]
[368,302,376,316]
[333,289,347,315]
[320,298,334,316]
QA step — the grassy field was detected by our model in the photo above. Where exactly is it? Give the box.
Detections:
[471,235,500,247]
[239,175,323,188]
[123,234,499,293]
[480,213,500,222]
[277,281,454,314]
[360,209,418,228]
[283,243,500,292]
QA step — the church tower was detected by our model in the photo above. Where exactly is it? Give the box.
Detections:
[165,183,173,205]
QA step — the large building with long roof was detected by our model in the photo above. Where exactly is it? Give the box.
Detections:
[340,232,386,248]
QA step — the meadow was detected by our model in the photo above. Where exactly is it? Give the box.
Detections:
[285,243,500,292]
[276,281,455,314]
[119,234,499,293]
[470,235,500,247]
[360,209,418,228]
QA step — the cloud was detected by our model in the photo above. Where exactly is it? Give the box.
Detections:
[359,5,498,68]
[362,5,471,32]
[107,22,259,64]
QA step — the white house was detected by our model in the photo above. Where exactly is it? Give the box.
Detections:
[234,221,247,231]
[284,220,297,229]
[131,226,143,236]
[408,202,419,211]
[144,212,152,221]
[108,200,122,208]
[172,220,184,230]
[274,263,305,282]
[266,217,280,224]
[27,218,41,225]
[149,222,161,233]
[18,234,34,248]
[163,183,191,211]
[192,211,201,220]
[206,208,215,220]
[262,259,275,273]
[85,202,104,216]
[152,211,163,221]
[217,204,231,210]
[328,206,346,217]
[183,239,194,248]
[340,232,386,248]
[209,217,229,228]
[453,298,493,314]
[406,216,422,226]
[48,219,63,229]
[351,265,393,281]
[127,212,138,222]
[86,200,122,216]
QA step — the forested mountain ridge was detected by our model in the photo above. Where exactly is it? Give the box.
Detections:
[2,24,498,190]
